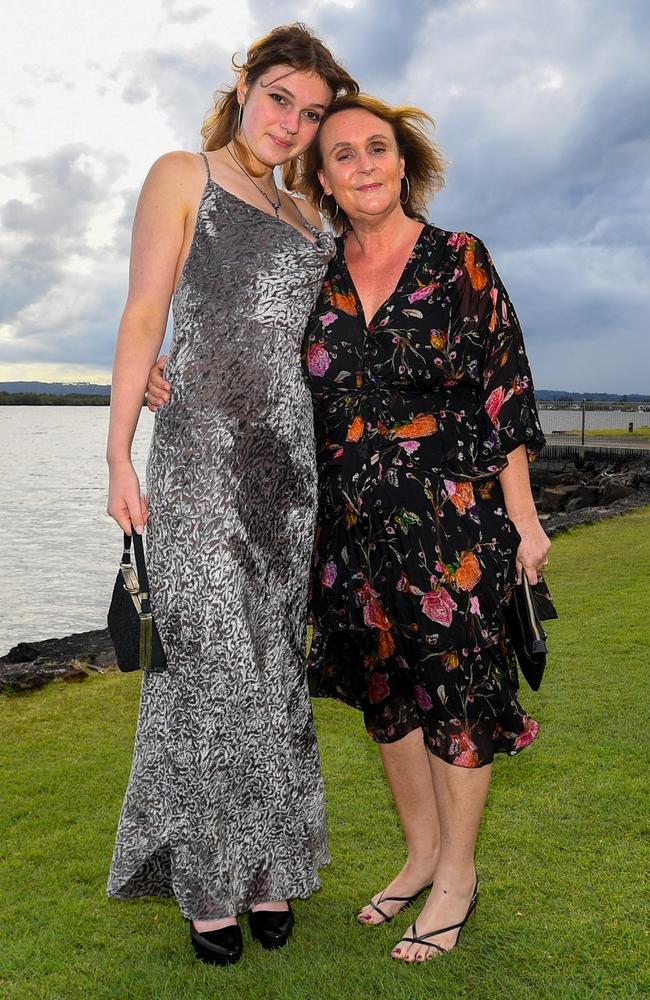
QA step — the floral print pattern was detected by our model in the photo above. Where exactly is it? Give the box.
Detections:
[303,226,546,767]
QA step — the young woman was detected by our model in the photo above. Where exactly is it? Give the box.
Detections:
[106,24,358,966]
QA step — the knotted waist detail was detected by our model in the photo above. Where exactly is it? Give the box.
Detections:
[312,382,508,485]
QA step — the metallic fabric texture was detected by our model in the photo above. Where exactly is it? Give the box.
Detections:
[108,158,335,919]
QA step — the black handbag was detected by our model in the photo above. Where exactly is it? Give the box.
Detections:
[504,575,558,691]
[107,532,167,673]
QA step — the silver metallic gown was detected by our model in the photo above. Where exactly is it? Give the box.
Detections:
[108,155,335,919]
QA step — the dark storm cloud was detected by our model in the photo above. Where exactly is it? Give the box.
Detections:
[3,0,649,392]
[247,0,447,86]
[0,271,127,366]
[162,0,211,24]
[122,45,234,148]
[0,144,130,360]
[369,0,650,392]
[0,239,60,319]
[1,144,126,240]
[122,81,152,105]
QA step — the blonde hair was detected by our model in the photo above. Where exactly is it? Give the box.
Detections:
[201,23,358,183]
[297,93,446,233]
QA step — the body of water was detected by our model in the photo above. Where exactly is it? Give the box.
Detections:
[1,405,648,655]
[0,407,154,655]
[539,405,650,434]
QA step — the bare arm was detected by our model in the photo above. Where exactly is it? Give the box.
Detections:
[498,444,550,584]
[106,151,199,532]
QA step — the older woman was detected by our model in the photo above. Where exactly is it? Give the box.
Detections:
[298,94,550,962]
[148,92,550,964]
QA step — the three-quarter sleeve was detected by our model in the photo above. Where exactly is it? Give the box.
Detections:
[472,237,546,459]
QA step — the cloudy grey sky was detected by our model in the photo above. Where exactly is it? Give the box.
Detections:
[1,0,649,392]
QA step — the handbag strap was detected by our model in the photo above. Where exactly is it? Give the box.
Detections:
[122,532,152,614]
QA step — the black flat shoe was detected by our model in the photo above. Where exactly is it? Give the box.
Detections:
[190,920,243,966]
[248,904,294,950]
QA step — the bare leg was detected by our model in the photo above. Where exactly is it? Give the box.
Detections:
[392,753,492,961]
[193,916,237,931]
[194,898,289,931]
[250,900,289,913]
[358,728,440,924]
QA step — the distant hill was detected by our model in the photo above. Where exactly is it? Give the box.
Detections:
[0,382,648,403]
[0,382,111,395]
[535,390,650,402]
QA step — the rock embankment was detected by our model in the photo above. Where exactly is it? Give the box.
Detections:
[533,455,650,512]
[0,629,117,693]
[532,453,650,532]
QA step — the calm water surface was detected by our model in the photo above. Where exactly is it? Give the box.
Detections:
[0,407,153,655]
[0,405,648,655]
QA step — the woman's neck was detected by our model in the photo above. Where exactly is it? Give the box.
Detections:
[222,140,275,182]
[346,208,422,259]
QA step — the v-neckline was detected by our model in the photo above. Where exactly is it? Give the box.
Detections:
[338,224,430,328]
[208,177,331,250]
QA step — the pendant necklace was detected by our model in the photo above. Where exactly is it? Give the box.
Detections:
[226,144,282,219]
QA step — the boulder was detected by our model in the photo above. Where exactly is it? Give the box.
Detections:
[5,642,41,663]
[575,484,599,506]
[565,496,591,513]
[0,629,117,693]
[602,480,635,504]
[539,486,573,512]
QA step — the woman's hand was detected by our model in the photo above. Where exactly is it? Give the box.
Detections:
[147,355,171,411]
[107,460,149,535]
[512,515,551,585]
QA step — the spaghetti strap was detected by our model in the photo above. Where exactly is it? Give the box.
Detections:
[287,195,320,235]
[291,196,309,225]
[199,151,211,180]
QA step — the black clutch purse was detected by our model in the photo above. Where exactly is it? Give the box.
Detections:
[504,575,558,690]
[107,532,167,673]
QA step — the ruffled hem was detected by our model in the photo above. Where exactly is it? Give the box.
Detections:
[308,626,540,769]
[369,710,540,768]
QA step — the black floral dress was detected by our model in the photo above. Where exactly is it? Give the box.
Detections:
[303,226,547,768]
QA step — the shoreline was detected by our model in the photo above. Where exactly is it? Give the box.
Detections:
[2,493,649,695]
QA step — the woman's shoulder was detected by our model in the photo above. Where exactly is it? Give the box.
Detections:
[145,150,207,182]
[138,151,208,211]
[422,226,498,283]
[425,224,487,253]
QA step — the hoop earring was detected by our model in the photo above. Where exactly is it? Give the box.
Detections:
[237,102,243,133]
[319,193,339,220]
[400,176,410,205]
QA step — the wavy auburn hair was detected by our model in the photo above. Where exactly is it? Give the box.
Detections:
[201,23,358,184]
[296,93,446,233]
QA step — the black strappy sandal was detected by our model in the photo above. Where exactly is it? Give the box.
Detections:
[358,881,433,925]
[393,878,479,959]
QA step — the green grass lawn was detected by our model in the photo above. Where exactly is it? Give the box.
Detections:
[584,426,650,438]
[1,509,649,1000]
[555,426,650,438]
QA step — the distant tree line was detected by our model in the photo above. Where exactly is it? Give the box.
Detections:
[0,391,111,406]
